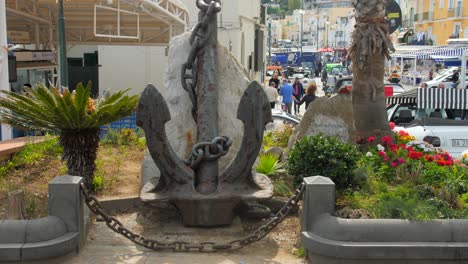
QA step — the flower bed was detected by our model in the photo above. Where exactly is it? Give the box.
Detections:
[340,124,468,220]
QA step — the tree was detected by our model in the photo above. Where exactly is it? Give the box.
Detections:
[288,0,301,12]
[0,83,139,189]
[349,0,395,142]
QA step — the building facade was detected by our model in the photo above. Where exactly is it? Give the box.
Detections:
[180,0,263,81]
[414,0,467,45]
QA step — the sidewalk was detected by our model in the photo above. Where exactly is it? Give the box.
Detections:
[26,220,306,264]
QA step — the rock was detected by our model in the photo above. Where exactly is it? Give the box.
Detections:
[286,93,356,155]
[265,147,284,160]
[141,33,252,192]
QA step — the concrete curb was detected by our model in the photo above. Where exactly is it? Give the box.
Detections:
[301,176,468,264]
[0,175,89,262]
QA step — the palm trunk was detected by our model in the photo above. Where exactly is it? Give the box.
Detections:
[59,129,100,189]
[350,0,394,141]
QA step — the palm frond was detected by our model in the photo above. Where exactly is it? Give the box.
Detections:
[0,83,139,133]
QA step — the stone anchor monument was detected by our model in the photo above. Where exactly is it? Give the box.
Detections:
[136,0,274,227]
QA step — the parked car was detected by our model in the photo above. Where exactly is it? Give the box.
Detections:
[265,109,301,131]
[424,72,468,89]
[386,88,468,158]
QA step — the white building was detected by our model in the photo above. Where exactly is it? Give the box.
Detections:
[2,0,189,140]
[179,0,263,81]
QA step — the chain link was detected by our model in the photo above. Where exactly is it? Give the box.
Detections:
[181,0,221,121]
[184,136,233,169]
[80,182,305,253]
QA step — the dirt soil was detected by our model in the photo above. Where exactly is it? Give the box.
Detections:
[0,144,145,219]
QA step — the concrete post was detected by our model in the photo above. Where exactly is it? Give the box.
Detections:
[48,175,88,252]
[302,176,335,232]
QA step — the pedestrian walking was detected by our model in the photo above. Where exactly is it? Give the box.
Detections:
[269,72,280,90]
[296,83,317,110]
[279,79,294,114]
[292,77,304,115]
[429,68,433,81]
[265,82,279,109]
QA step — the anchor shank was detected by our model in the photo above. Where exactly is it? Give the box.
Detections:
[195,0,219,195]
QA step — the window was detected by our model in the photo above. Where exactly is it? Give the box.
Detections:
[439,0,444,8]
[448,0,454,9]
[454,22,462,37]
[455,0,462,16]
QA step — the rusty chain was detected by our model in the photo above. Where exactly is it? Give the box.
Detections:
[80,181,305,253]
[184,136,233,169]
[181,0,221,121]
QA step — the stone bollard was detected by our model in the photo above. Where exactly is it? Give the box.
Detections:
[301,176,335,232]
[48,175,90,252]
[0,175,89,262]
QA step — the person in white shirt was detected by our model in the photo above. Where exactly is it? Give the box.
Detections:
[265,82,279,109]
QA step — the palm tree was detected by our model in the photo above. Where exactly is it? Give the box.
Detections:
[0,82,139,189]
[349,0,395,141]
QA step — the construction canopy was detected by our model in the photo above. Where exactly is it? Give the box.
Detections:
[6,0,189,46]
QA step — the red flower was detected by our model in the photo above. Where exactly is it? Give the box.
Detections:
[367,136,376,143]
[391,161,398,167]
[382,135,393,146]
[390,144,398,152]
[397,158,406,164]
[378,151,386,158]
[407,146,414,152]
[408,151,423,160]
[424,155,434,162]
[389,122,396,130]
[399,144,407,149]
[398,130,409,136]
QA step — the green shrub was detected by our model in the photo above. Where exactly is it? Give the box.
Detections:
[263,124,294,149]
[119,128,138,145]
[273,179,292,197]
[92,174,104,192]
[288,134,361,190]
[102,129,120,145]
[256,153,285,176]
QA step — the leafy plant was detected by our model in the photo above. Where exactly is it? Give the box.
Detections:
[92,175,104,192]
[273,179,292,197]
[263,124,294,149]
[256,153,285,176]
[293,247,306,258]
[25,197,36,217]
[0,82,139,190]
[102,129,121,145]
[288,134,361,190]
[119,128,138,145]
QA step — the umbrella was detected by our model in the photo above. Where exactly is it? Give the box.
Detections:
[319,47,334,52]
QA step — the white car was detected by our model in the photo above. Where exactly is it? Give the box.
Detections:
[387,90,468,158]
[424,71,468,89]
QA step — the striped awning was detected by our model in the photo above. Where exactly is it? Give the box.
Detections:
[391,46,468,60]
[386,89,418,105]
[418,88,468,110]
